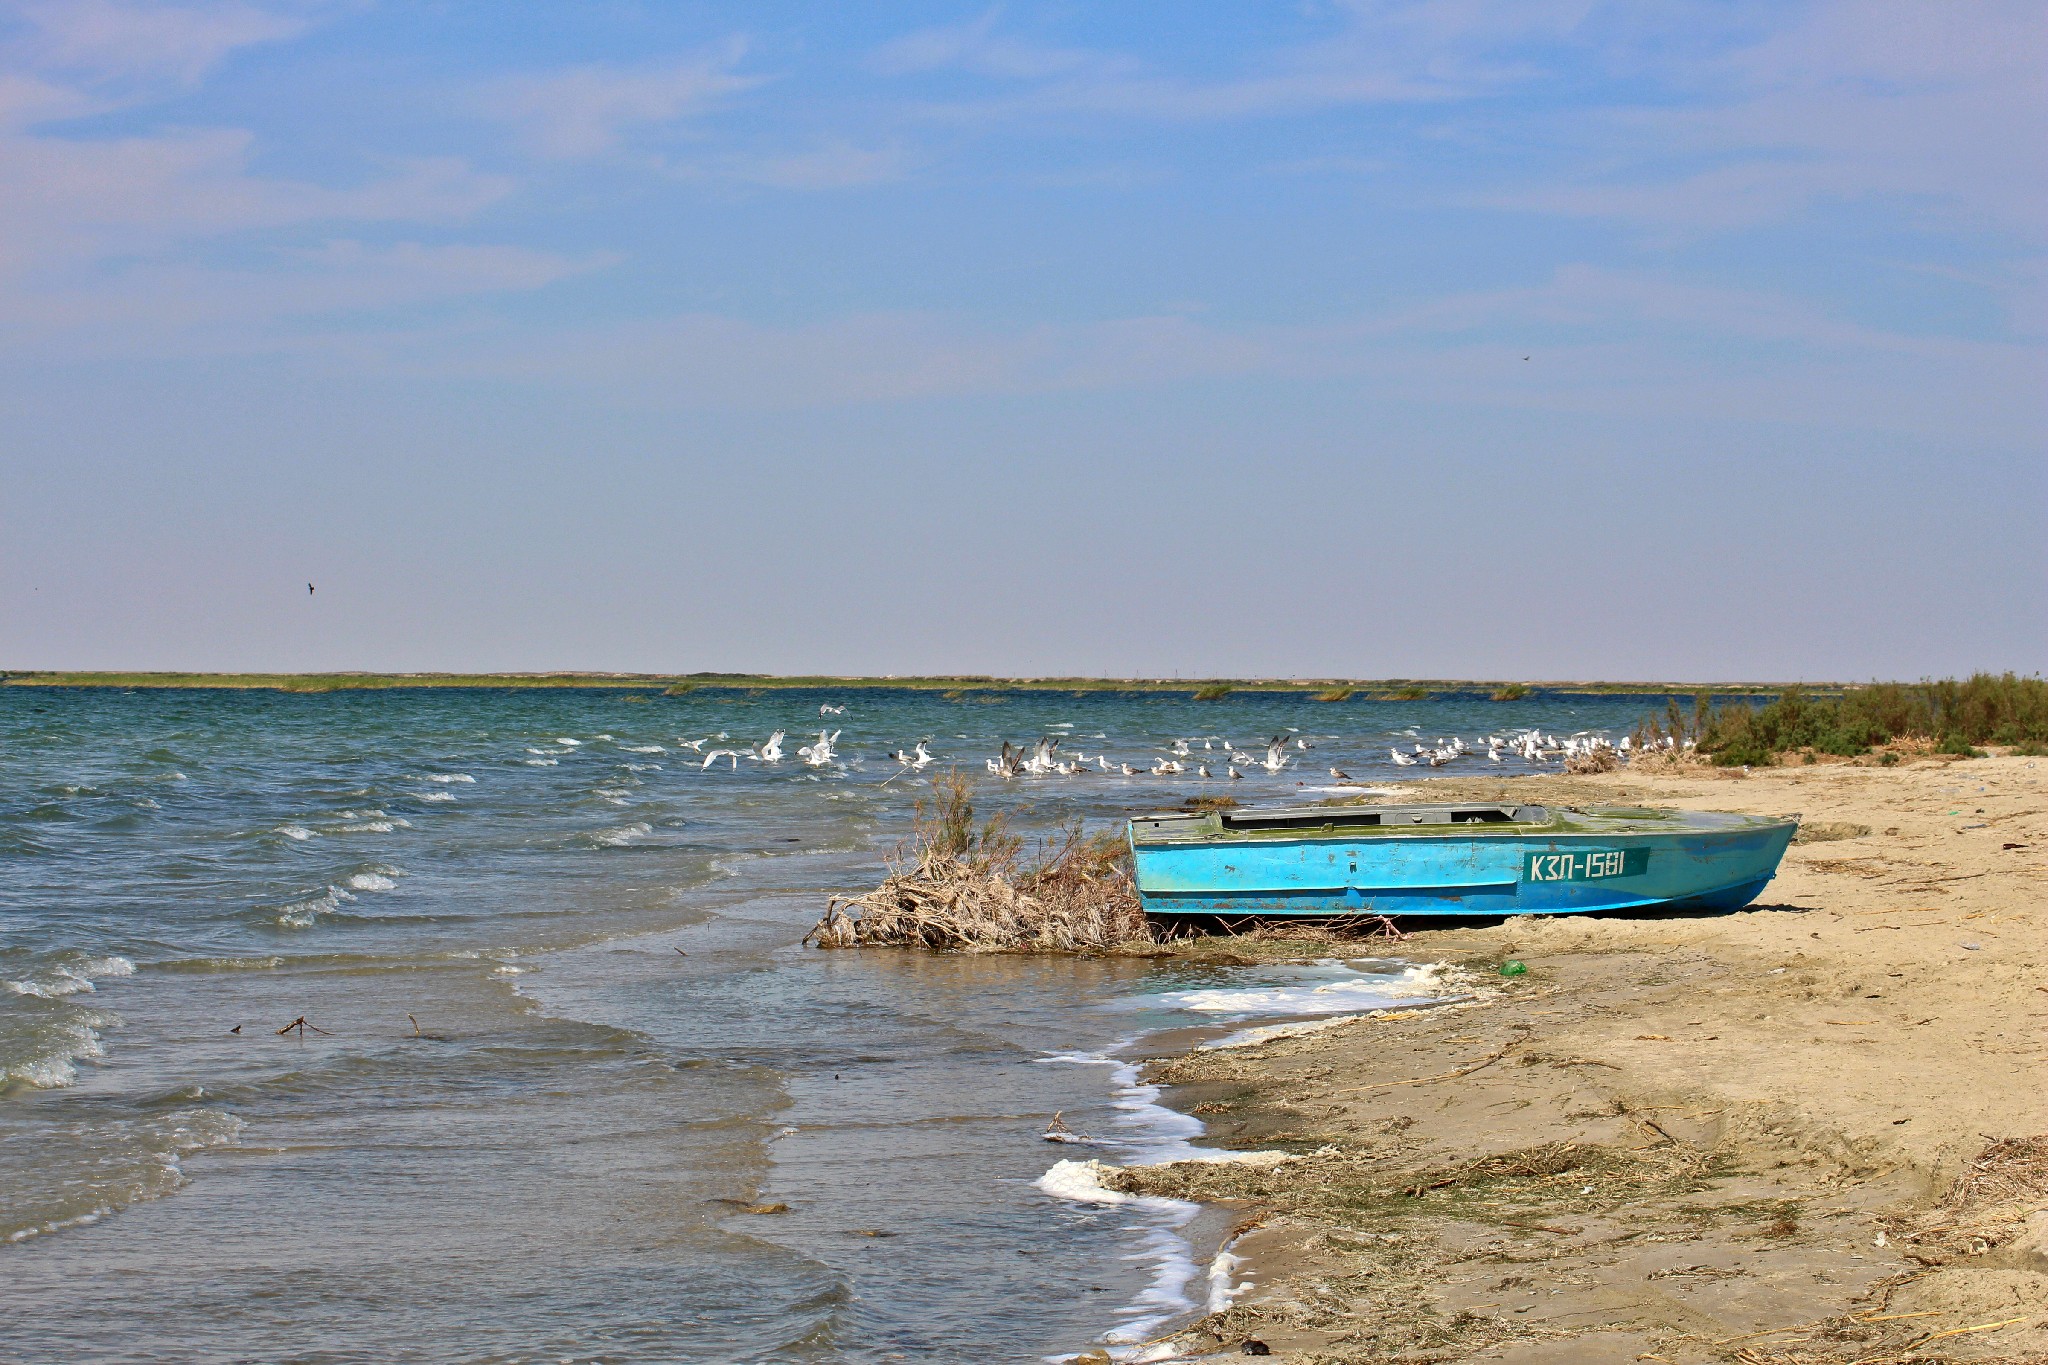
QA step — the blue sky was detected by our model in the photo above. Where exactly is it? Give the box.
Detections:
[1,1,2041,679]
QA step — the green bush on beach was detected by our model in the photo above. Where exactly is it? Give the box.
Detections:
[1680,674,2047,766]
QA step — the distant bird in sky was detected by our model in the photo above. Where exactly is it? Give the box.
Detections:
[307,583,315,594]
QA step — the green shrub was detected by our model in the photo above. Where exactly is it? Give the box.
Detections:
[1691,674,2045,764]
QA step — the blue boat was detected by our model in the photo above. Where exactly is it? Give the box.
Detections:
[1127,801,1796,920]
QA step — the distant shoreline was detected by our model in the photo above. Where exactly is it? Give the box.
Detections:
[0,671,1817,697]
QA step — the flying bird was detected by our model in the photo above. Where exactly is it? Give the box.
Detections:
[307,583,315,595]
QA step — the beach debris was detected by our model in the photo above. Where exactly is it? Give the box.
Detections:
[1336,1026,1530,1095]
[711,1197,790,1215]
[1043,1111,1100,1145]
[807,771,1152,953]
[1239,1342,1272,1357]
[275,1016,328,1037]
[228,1024,241,1034]
[1499,959,1528,976]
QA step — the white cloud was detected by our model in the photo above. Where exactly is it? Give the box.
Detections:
[876,0,1593,123]
[0,121,511,274]
[0,238,608,344]
[487,43,760,158]
[6,0,306,86]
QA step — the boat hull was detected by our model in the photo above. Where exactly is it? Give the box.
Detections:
[1131,821,1795,919]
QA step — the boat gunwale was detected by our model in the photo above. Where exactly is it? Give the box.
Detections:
[1127,805,1798,846]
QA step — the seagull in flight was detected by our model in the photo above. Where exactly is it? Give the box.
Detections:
[307,583,315,595]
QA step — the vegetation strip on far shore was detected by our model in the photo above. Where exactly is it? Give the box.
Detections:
[0,669,1813,698]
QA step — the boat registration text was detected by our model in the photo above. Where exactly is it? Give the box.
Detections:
[1523,848,1649,882]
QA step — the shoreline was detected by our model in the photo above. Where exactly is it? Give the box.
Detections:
[1106,756,2048,1363]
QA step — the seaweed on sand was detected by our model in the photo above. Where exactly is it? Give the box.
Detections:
[806,771,1155,952]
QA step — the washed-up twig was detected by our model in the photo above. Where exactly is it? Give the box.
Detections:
[1894,1315,2027,1349]
[1337,1028,1530,1095]
[1042,1111,1099,1145]
[276,1015,329,1037]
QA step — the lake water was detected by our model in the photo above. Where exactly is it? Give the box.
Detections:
[0,685,1662,1362]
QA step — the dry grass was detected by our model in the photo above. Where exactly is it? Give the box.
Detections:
[1563,747,1621,774]
[806,770,1155,953]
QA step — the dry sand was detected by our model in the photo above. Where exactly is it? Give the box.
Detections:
[1112,754,2048,1365]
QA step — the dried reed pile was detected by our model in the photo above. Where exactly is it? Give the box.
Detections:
[807,770,1154,953]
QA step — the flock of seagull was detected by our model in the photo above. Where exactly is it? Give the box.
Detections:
[652,714,1683,781]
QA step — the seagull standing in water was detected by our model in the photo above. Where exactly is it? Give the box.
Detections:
[1329,767,1351,780]
[1390,749,1417,766]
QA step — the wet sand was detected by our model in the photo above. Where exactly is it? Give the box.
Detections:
[1115,754,2048,1364]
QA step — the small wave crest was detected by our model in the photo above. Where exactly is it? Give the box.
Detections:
[1,1108,243,1244]
[275,886,355,927]
[4,954,136,1001]
[426,773,476,784]
[585,822,652,848]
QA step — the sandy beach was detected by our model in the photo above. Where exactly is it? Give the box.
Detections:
[1115,754,2048,1364]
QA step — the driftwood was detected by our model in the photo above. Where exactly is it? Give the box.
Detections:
[806,770,1154,953]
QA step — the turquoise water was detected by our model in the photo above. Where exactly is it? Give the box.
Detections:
[0,686,1661,1362]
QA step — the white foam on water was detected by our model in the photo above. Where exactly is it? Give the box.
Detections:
[624,763,662,772]
[524,758,558,766]
[1153,962,1457,1017]
[1202,1013,1368,1051]
[276,886,354,927]
[1,1005,121,1090]
[426,773,476,783]
[619,744,664,753]
[1035,1157,1135,1205]
[333,821,396,834]
[588,822,652,847]
[417,791,456,801]
[555,738,581,746]
[1206,1239,1250,1313]
[346,873,397,892]
[2,1108,244,1243]
[1038,1045,1316,1353]
[278,823,316,840]
[4,955,136,1000]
